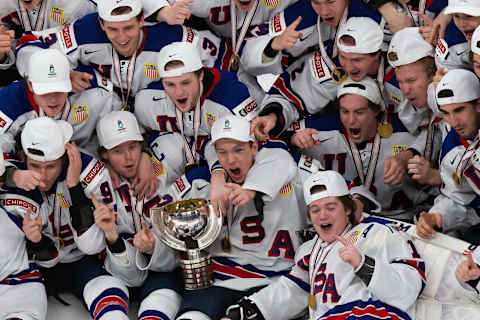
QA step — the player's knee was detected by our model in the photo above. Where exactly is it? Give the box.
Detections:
[83,275,129,320]
[176,310,212,320]
[138,289,181,320]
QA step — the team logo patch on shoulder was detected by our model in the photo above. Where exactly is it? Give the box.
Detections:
[57,192,71,208]
[50,6,65,24]
[311,51,331,82]
[144,64,160,80]
[206,112,216,127]
[389,92,402,105]
[345,230,361,245]
[0,110,13,134]
[278,183,293,197]
[392,144,408,156]
[83,160,105,184]
[435,38,448,60]
[152,156,165,177]
[271,13,284,34]
[73,105,89,123]
[263,0,280,8]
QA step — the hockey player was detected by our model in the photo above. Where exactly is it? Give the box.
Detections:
[416,69,480,244]
[86,111,187,320]
[435,0,480,70]
[222,170,425,320]
[0,205,47,320]
[1,117,131,319]
[15,0,225,105]
[0,48,120,158]
[134,41,260,182]
[174,115,303,320]
[252,17,405,140]
[387,27,448,187]
[289,76,429,221]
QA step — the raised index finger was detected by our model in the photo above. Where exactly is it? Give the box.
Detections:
[90,192,101,208]
[287,16,302,31]
[335,235,349,246]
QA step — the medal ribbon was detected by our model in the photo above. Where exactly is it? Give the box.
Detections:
[348,133,381,190]
[457,134,480,178]
[316,7,348,72]
[130,191,144,233]
[112,31,143,109]
[175,83,203,164]
[18,0,47,31]
[308,224,352,306]
[423,113,435,162]
[230,0,259,58]
[400,0,427,27]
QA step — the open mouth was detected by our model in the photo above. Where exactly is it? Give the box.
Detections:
[349,128,361,136]
[320,223,332,231]
[177,98,187,104]
[230,168,241,176]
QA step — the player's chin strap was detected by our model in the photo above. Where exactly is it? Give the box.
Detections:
[225,297,265,320]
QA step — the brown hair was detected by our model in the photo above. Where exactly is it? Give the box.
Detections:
[339,35,381,57]
[416,56,436,78]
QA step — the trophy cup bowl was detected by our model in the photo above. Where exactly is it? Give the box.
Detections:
[151,199,222,290]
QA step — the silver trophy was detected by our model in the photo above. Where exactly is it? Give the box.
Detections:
[151,199,222,290]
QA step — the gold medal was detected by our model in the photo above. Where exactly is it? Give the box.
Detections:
[452,171,462,187]
[308,293,317,310]
[331,67,347,84]
[377,123,393,138]
[221,236,232,253]
[229,54,240,72]
[120,104,130,111]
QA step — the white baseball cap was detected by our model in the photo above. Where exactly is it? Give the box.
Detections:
[471,26,480,55]
[445,0,480,16]
[97,0,142,22]
[436,69,480,105]
[158,42,203,78]
[336,17,383,54]
[337,76,384,108]
[211,115,255,144]
[21,117,73,162]
[303,171,349,206]
[97,111,143,149]
[28,49,71,95]
[388,27,434,68]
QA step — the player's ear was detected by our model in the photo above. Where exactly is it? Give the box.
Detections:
[98,17,106,31]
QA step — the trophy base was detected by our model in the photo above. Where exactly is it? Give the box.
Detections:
[180,249,214,290]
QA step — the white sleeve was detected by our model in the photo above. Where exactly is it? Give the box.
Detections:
[243,147,297,201]
[104,239,148,287]
[135,232,179,272]
[429,193,480,234]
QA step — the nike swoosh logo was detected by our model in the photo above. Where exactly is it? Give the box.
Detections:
[153,97,166,101]
[299,33,312,42]
[318,137,331,144]
[450,154,458,165]
[85,50,98,55]
[31,142,39,146]
[197,184,208,191]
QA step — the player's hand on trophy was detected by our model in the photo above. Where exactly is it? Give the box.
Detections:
[132,152,158,199]
[210,169,230,217]
[251,114,276,142]
[336,235,362,269]
[134,220,155,254]
[70,70,93,93]
[91,192,118,243]
[291,128,321,149]
[225,183,256,207]
[23,208,43,243]
[13,169,46,191]
[456,254,480,282]
[271,16,303,51]
[158,0,193,25]
[416,211,442,239]
[65,142,82,188]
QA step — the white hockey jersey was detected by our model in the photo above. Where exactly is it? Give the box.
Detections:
[0,68,118,157]
[15,12,228,107]
[0,153,114,268]
[295,111,429,220]
[249,216,426,320]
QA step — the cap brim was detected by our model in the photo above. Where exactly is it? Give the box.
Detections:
[444,5,480,16]
[103,134,143,150]
[211,134,254,145]
[32,81,72,95]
